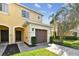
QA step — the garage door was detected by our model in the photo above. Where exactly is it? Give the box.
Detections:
[1,30,9,42]
[36,29,47,43]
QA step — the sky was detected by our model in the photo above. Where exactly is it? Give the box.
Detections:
[21,3,64,25]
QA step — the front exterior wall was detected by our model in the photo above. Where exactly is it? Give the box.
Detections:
[0,3,50,44]
[28,24,50,45]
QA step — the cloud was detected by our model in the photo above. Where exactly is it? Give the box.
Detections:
[34,4,41,8]
[47,4,52,9]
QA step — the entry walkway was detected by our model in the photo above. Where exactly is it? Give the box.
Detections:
[0,43,8,55]
[47,44,79,56]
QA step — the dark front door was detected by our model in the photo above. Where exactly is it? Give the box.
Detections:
[1,30,9,42]
[16,31,21,42]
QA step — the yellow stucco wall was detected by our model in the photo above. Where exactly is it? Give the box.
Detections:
[0,3,42,44]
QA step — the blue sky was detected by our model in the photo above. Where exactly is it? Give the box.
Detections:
[21,3,64,25]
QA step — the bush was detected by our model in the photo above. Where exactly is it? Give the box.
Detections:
[55,36,60,39]
[64,36,77,40]
[49,36,54,43]
[31,37,37,46]
[77,37,79,40]
[53,39,63,45]
[52,36,63,45]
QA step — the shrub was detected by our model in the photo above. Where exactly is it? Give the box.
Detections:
[49,36,54,43]
[53,39,63,45]
[77,37,79,40]
[64,36,77,40]
[55,36,60,39]
[31,37,37,46]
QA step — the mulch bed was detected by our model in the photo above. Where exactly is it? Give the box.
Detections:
[2,44,20,56]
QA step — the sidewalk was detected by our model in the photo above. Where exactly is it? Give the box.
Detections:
[46,44,79,56]
[0,43,8,56]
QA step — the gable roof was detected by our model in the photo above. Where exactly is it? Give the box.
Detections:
[15,3,43,16]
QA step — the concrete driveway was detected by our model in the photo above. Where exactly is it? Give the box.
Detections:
[47,44,79,56]
[17,42,48,52]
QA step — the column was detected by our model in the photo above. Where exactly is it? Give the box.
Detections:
[12,27,15,44]
[0,30,1,42]
[9,27,15,44]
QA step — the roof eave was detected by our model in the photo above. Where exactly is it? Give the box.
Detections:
[15,3,44,16]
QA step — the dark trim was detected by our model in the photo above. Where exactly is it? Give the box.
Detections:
[24,42,36,47]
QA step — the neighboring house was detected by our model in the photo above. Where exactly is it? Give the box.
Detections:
[0,3,50,45]
[50,21,78,37]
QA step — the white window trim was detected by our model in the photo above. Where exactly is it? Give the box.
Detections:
[22,10,29,19]
[23,17,30,21]
[0,3,8,15]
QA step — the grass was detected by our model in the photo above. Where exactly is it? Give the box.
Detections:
[63,40,79,49]
[14,48,58,56]
[53,39,79,49]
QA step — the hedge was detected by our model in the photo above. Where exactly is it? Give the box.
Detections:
[49,36,62,44]
[49,36,54,43]
[31,37,37,46]
[64,36,77,40]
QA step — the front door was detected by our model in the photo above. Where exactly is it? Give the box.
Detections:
[16,31,21,42]
[1,30,9,42]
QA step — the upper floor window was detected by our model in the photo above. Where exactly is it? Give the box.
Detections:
[22,10,29,18]
[0,3,8,13]
[38,16,40,19]
[0,3,2,11]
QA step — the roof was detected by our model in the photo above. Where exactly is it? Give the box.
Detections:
[23,20,51,28]
[15,3,43,16]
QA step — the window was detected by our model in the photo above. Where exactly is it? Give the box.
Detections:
[32,28,34,31]
[22,10,29,18]
[0,3,8,13]
[0,3,2,11]
[38,16,40,19]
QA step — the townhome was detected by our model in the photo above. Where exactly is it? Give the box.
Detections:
[0,3,50,45]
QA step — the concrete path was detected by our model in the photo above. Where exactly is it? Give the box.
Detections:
[17,42,48,52]
[46,44,79,56]
[0,43,8,56]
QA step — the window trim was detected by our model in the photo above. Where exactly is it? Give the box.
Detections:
[38,16,40,19]
[0,3,2,11]
[0,3,8,14]
[22,10,29,19]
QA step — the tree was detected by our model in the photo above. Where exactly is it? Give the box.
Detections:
[50,14,57,39]
[62,4,79,32]
[50,3,79,43]
[50,7,68,43]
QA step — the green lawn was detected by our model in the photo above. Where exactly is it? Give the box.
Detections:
[14,48,58,56]
[63,40,79,49]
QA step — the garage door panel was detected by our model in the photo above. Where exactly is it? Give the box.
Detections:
[36,29,47,43]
